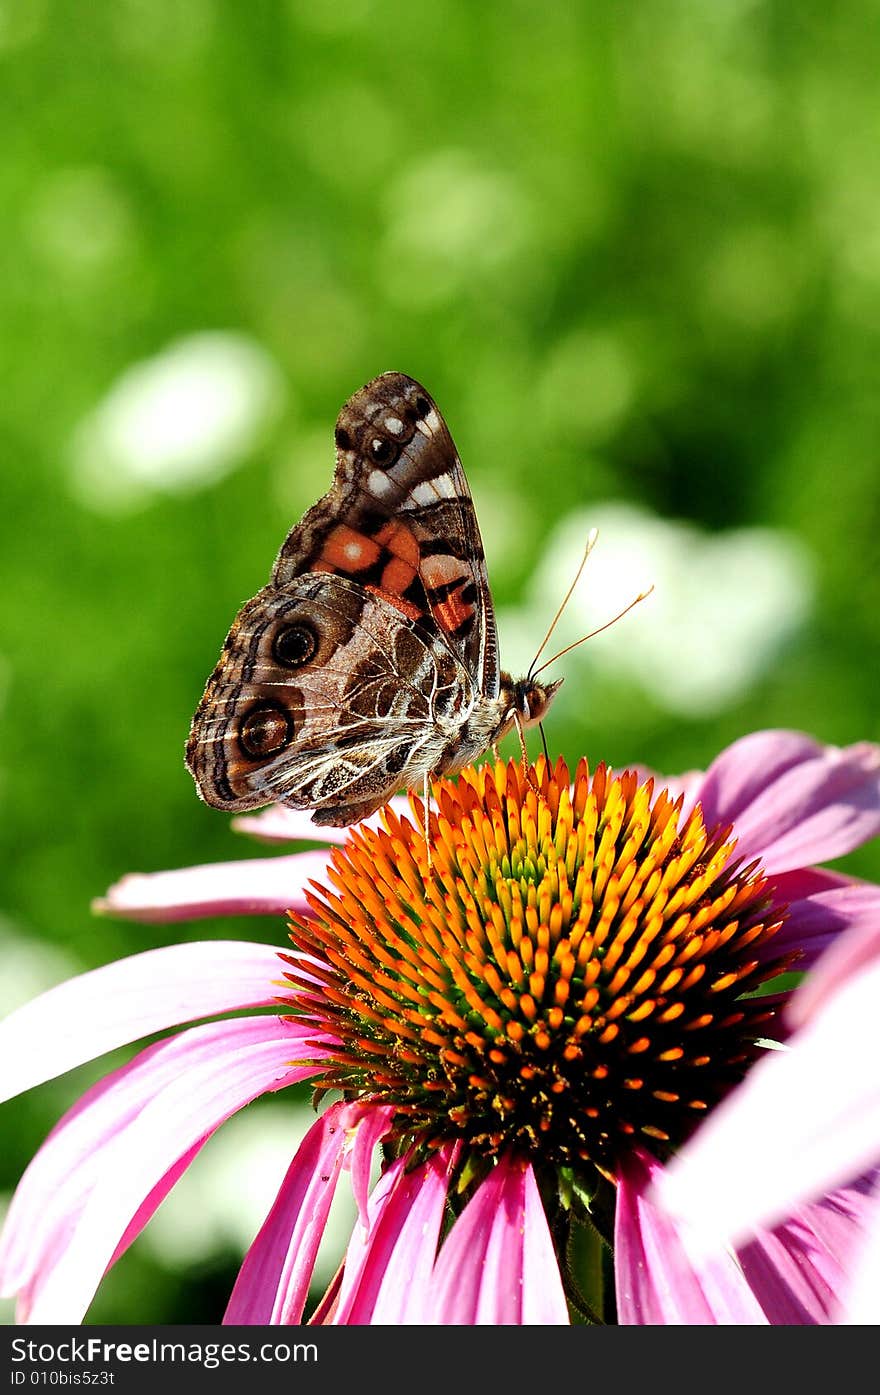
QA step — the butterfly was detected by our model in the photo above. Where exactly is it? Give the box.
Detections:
[185,371,562,827]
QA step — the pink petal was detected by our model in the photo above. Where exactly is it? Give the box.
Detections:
[1,1016,324,1323]
[0,940,286,1103]
[788,917,880,1027]
[233,798,411,846]
[1,1015,318,1298]
[655,949,880,1244]
[766,868,874,967]
[233,807,353,845]
[330,1155,409,1322]
[615,1150,768,1323]
[427,1157,569,1324]
[94,850,333,921]
[366,1149,459,1325]
[690,730,822,829]
[224,1101,352,1325]
[347,1104,395,1231]
[8,1143,210,1328]
[736,1178,878,1323]
[333,1146,457,1325]
[2,1039,224,1298]
[519,1163,573,1323]
[694,732,880,874]
[838,1178,880,1322]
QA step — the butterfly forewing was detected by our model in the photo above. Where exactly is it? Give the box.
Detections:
[273,373,499,696]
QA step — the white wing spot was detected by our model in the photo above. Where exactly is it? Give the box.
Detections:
[415,407,441,437]
[368,468,396,497]
[410,480,442,506]
[385,416,404,436]
[412,472,458,505]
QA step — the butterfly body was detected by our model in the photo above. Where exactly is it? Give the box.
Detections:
[186,372,561,826]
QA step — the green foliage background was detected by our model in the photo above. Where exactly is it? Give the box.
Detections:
[1,0,878,1322]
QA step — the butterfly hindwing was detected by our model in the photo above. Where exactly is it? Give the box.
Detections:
[186,571,472,819]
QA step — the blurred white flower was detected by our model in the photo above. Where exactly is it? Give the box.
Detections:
[69,332,287,513]
[500,501,815,717]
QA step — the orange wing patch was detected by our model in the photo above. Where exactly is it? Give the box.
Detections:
[420,552,474,633]
[320,525,383,574]
[365,584,424,621]
[374,521,420,597]
[434,584,475,635]
[374,521,420,567]
[381,556,418,594]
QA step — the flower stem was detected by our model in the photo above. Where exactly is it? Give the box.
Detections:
[567,1215,607,1323]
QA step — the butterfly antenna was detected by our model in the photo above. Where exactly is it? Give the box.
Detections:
[527,529,599,681]
[531,584,654,680]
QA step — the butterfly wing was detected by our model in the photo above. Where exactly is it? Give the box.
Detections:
[274,372,500,697]
[186,572,470,820]
[186,372,497,822]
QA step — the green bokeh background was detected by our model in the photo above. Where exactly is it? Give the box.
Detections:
[1,0,878,1322]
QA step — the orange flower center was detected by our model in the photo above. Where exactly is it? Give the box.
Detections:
[283,757,791,1177]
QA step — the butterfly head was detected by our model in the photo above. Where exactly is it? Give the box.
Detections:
[500,671,564,730]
